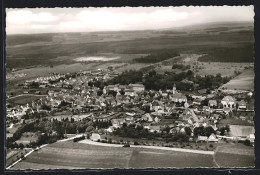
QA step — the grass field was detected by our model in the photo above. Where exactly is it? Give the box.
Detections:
[11,141,217,169]
[220,68,254,91]
[16,132,38,145]
[215,144,254,167]
[6,149,30,167]
[7,95,46,105]
[10,140,254,169]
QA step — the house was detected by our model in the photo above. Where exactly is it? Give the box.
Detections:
[203,106,211,112]
[90,133,101,142]
[198,89,207,95]
[148,125,161,133]
[197,136,208,142]
[129,83,145,92]
[39,84,46,88]
[171,93,187,103]
[125,89,135,96]
[221,96,236,108]
[154,116,160,123]
[208,100,217,107]
[208,133,218,142]
[35,91,41,95]
[105,126,114,133]
[183,108,199,123]
[142,113,153,122]
[238,100,247,110]
[193,98,201,105]
[248,134,255,143]
[111,119,126,128]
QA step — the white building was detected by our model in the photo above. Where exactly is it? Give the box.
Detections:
[221,96,236,108]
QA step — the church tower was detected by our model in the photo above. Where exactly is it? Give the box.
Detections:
[173,84,176,94]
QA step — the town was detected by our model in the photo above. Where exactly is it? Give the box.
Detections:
[6,65,255,154]
[5,6,255,169]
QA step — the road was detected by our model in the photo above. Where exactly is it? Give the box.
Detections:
[79,139,214,155]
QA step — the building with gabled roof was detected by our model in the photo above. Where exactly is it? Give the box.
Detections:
[221,96,236,108]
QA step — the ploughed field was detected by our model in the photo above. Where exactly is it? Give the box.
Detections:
[10,141,254,169]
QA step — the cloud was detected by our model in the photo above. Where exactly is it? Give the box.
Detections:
[6,6,254,34]
[7,10,58,25]
[73,9,189,31]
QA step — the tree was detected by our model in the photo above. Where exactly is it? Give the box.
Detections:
[29,81,40,88]
[88,81,94,87]
[186,70,194,78]
[119,89,125,95]
[85,126,94,132]
[18,143,24,149]
[193,126,205,137]
[97,90,103,96]
[204,126,215,137]
[244,139,251,146]
[219,125,230,136]
[108,90,117,97]
[185,127,192,136]
[42,104,51,111]
[201,99,209,106]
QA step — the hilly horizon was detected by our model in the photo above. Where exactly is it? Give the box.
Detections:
[6,21,254,69]
[6,21,253,37]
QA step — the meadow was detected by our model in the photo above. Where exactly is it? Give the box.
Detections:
[7,94,46,105]
[220,68,254,91]
[214,144,254,167]
[6,149,30,168]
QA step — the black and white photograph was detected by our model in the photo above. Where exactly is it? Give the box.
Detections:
[5,6,255,169]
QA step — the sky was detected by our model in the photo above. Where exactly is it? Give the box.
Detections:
[6,6,254,34]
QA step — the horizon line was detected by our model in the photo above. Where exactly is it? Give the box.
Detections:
[6,20,253,36]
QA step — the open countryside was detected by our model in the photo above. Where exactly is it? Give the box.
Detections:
[6,7,254,169]
[10,140,254,169]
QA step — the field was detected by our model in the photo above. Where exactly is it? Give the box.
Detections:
[217,118,254,128]
[215,144,254,167]
[15,132,38,145]
[6,124,20,138]
[7,94,46,105]
[220,68,254,91]
[11,141,217,169]
[6,149,30,167]
[6,22,253,71]
[10,140,254,169]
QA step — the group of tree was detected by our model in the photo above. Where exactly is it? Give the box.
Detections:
[107,70,143,85]
[133,52,179,63]
[219,125,230,136]
[28,81,40,88]
[172,64,191,70]
[21,111,48,120]
[93,120,112,129]
[143,70,194,91]
[193,126,215,137]
[7,117,94,148]
[88,80,105,90]
[113,123,191,142]
[73,135,85,142]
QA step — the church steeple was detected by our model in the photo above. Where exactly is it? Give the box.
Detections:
[173,83,176,94]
